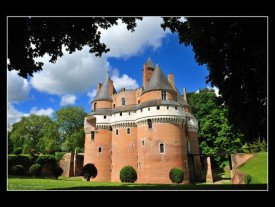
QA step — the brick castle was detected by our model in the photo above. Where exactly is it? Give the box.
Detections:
[83,58,201,184]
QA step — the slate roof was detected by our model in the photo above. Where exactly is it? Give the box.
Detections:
[93,73,113,101]
[146,57,155,69]
[143,64,174,93]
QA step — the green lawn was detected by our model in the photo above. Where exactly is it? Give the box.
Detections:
[8,176,266,190]
[239,152,268,184]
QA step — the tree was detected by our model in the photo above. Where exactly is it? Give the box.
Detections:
[82,164,97,181]
[54,106,87,152]
[187,88,244,165]
[9,114,58,154]
[119,166,137,183]
[169,167,184,184]
[8,17,142,78]
[162,17,267,142]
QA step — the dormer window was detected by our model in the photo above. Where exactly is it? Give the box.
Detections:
[161,91,167,100]
[122,98,126,106]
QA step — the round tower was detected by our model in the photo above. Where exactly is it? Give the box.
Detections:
[83,74,114,181]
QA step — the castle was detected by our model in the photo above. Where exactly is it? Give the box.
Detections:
[83,58,201,184]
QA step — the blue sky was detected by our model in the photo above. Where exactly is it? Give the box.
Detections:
[8,17,214,125]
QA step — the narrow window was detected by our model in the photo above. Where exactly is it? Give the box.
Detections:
[113,104,115,108]
[157,106,160,110]
[184,161,188,169]
[122,98,126,106]
[138,162,141,170]
[129,112,131,115]
[98,147,102,155]
[187,141,191,153]
[116,129,119,136]
[138,100,140,104]
[91,131,95,141]
[160,143,165,154]
[167,106,169,109]
[148,108,150,111]
[161,91,167,100]
[175,106,178,110]
[127,128,131,135]
[104,116,106,119]
[130,143,134,148]
[147,119,152,129]
[141,139,145,147]
[94,102,97,111]
[120,112,122,116]
[141,109,143,112]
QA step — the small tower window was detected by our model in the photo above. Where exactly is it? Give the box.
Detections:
[175,106,178,110]
[141,109,143,112]
[157,106,160,110]
[120,112,122,116]
[94,102,97,111]
[147,119,152,129]
[91,131,95,141]
[98,147,102,155]
[187,141,191,153]
[161,91,167,100]
[127,128,131,135]
[116,129,119,136]
[129,112,131,115]
[141,139,145,147]
[122,98,126,106]
[104,116,106,119]
[138,162,141,170]
[160,143,165,154]
[167,106,169,109]
[138,100,140,104]
[148,108,150,111]
[113,104,115,108]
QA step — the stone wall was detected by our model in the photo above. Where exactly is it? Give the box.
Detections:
[59,152,83,177]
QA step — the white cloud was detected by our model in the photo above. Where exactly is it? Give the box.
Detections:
[8,70,30,102]
[8,103,24,124]
[87,89,97,102]
[60,95,77,106]
[30,107,54,117]
[111,69,139,90]
[100,17,170,58]
[30,46,109,96]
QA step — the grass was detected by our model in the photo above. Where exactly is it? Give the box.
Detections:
[8,176,267,190]
[239,152,268,184]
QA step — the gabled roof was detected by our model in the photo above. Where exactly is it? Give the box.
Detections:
[146,57,155,69]
[143,64,174,93]
[93,73,113,101]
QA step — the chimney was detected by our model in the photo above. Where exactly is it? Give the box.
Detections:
[109,80,114,95]
[168,74,175,89]
[97,83,102,92]
[183,87,187,103]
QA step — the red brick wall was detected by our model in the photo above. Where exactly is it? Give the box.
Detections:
[136,123,189,184]
[111,127,138,182]
[83,129,111,181]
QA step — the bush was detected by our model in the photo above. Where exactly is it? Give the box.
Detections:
[11,165,25,175]
[82,164,98,181]
[29,164,42,177]
[53,165,63,179]
[13,147,22,155]
[8,155,35,174]
[169,167,184,184]
[36,155,56,165]
[120,166,137,183]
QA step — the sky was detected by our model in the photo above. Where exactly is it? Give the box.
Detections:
[7,17,216,125]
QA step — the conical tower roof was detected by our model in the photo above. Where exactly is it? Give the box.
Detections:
[93,73,113,101]
[146,57,155,69]
[143,64,174,93]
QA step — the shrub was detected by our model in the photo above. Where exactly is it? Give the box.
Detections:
[36,155,56,165]
[244,174,252,184]
[8,155,35,174]
[11,165,25,175]
[29,164,42,177]
[13,147,22,155]
[82,164,97,181]
[169,167,184,184]
[120,165,137,183]
[53,165,63,179]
